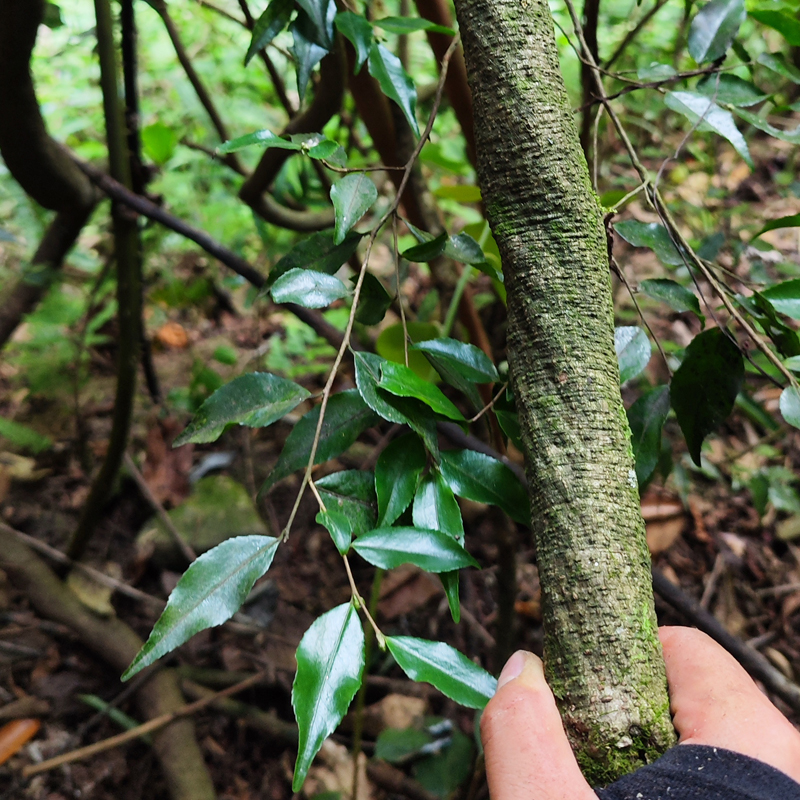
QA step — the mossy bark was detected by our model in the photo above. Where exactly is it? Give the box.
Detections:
[453,0,676,783]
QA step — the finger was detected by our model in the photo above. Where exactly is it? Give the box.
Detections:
[660,626,800,783]
[481,651,596,800]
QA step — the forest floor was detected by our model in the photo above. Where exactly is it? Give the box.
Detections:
[1,137,800,800]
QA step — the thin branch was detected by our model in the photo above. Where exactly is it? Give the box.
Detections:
[603,0,670,69]
[468,382,509,424]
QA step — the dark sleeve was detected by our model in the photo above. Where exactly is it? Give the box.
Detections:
[595,744,800,800]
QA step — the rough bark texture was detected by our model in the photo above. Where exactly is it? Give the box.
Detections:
[453,0,676,782]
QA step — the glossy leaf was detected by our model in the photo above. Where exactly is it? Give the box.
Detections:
[445,232,486,265]
[368,43,418,136]
[219,129,301,155]
[373,16,455,35]
[780,386,800,429]
[761,279,800,320]
[754,213,800,241]
[670,328,743,465]
[306,138,347,166]
[123,536,280,680]
[757,52,800,84]
[385,636,496,709]
[175,373,311,445]
[615,326,651,384]
[291,12,329,98]
[351,526,478,572]
[639,278,704,322]
[355,272,392,325]
[245,0,294,65]
[316,470,377,536]
[402,232,448,262]
[627,386,671,487]
[267,231,362,288]
[730,107,800,145]
[260,390,379,493]
[376,433,427,526]
[378,361,466,421]
[665,91,752,167]
[413,471,465,542]
[295,0,336,49]
[316,508,354,554]
[695,74,769,107]
[271,268,350,308]
[375,322,441,382]
[335,11,373,72]
[331,174,378,245]
[292,603,365,790]
[687,0,745,63]
[615,220,683,265]
[439,449,530,526]
[749,8,800,46]
[411,338,499,384]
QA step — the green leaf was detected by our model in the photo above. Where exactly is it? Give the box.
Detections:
[141,122,177,165]
[402,232,448,262]
[749,8,800,46]
[670,328,744,465]
[291,12,330,98]
[212,345,238,366]
[375,728,433,763]
[0,417,52,454]
[219,129,301,155]
[385,636,496,708]
[368,43,418,136]
[267,231,362,289]
[637,62,677,80]
[355,272,392,325]
[375,322,441,382]
[351,527,478,572]
[665,91,752,167]
[413,729,473,797]
[307,139,347,166]
[123,536,279,680]
[780,386,800,428]
[757,52,800,84]
[639,278,704,322]
[433,185,482,203]
[411,338,499,384]
[245,0,294,65]
[785,356,800,372]
[271,268,350,308]
[175,372,311,445]
[292,603,365,791]
[295,0,336,49]
[379,362,466,421]
[729,106,800,145]
[695,74,769,107]
[334,11,373,72]
[444,232,486,265]
[438,449,530,526]
[331,174,378,245]
[615,326,651,384]
[373,16,455,35]
[687,0,745,63]
[615,220,684,266]
[760,279,800,320]
[413,471,464,542]
[260,390,380,493]
[376,434,427,526]
[43,3,63,29]
[627,386,671,487]
[316,470,377,535]
[316,508,354,554]
[753,213,800,241]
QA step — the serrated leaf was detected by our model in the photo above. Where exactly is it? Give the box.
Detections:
[219,129,301,155]
[780,386,800,428]
[385,636,496,709]
[688,0,745,63]
[175,373,311,445]
[316,508,354,554]
[665,91,752,167]
[291,12,330,98]
[267,231,362,289]
[410,338,499,384]
[351,527,478,571]
[271,268,350,308]
[615,326,651,384]
[749,8,800,46]
[295,0,336,49]
[260,390,379,493]
[373,16,455,35]
[376,434,427,526]
[334,11,373,73]
[317,470,377,536]
[615,220,684,266]
[368,43,418,135]
[627,386,671,487]
[292,603,364,791]
[438,449,530,526]
[754,213,800,241]
[730,106,800,145]
[402,232,448,262]
[355,272,392,325]
[758,52,800,84]
[379,361,466,421]
[696,74,768,108]
[123,536,280,680]
[670,328,743,465]
[639,278,704,322]
[331,174,378,245]
[245,0,294,65]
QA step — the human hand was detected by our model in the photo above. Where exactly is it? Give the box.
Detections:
[481,626,800,800]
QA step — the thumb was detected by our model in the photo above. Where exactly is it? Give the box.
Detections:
[481,651,596,800]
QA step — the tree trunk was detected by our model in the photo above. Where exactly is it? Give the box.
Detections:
[453,0,676,782]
